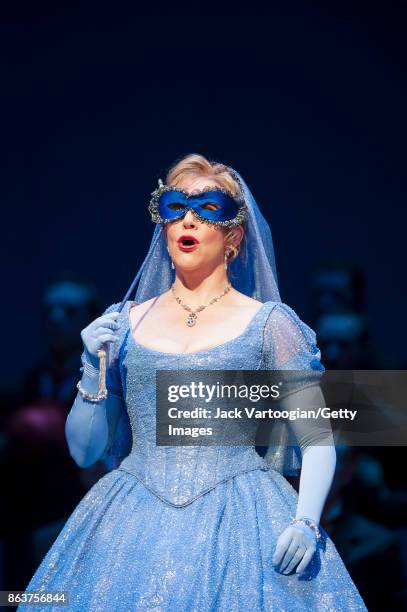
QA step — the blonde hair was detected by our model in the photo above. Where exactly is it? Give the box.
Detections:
[165,153,246,264]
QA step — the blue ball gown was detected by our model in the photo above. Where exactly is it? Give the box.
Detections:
[19,300,368,611]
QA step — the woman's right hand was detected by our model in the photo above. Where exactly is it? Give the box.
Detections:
[81,311,120,368]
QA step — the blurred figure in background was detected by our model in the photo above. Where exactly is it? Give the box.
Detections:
[310,260,407,610]
[0,274,108,591]
[1,401,81,589]
[311,261,376,369]
[19,274,101,414]
[321,446,405,610]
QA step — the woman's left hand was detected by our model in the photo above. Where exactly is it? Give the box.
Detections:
[272,523,317,574]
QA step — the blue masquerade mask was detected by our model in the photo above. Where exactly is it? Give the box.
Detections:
[148,179,248,228]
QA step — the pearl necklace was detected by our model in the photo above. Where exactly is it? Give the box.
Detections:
[171,282,232,327]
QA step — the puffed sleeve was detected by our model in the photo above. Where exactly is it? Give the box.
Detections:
[262,302,324,386]
[262,303,333,474]
[65,302,132,468]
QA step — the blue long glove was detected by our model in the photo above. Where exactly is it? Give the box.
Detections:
[65,306,125,467]
[65,376,125,468]
[268,385,337,574]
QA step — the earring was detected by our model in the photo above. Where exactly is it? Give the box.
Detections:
[166,245,175,270]
[224,249,230,270]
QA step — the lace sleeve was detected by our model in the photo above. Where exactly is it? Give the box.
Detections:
[262,302,324,386]
[261,303,333,474]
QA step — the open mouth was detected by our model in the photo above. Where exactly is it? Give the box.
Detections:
[177,236,199,251]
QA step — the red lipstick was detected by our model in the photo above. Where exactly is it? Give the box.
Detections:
[177,235,200,251]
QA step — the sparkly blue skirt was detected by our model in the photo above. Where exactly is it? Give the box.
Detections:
[19,467,367,611]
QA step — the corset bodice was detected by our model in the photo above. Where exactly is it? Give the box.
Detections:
[116,302,276,507]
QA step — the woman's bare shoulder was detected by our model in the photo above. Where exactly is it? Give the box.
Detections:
[229,290,264,312]
[128,293,169,321]
[132,296,158,308]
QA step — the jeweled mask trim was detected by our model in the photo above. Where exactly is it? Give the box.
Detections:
[148,179,248,229]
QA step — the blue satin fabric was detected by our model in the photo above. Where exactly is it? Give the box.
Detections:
[158,189,241,223]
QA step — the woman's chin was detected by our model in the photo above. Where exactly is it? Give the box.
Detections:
[173,255,209,272]
[174,262,201,273]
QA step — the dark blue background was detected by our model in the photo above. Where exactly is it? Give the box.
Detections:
[2,1,406,385]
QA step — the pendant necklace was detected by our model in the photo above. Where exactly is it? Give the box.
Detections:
[171,282,232,327]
